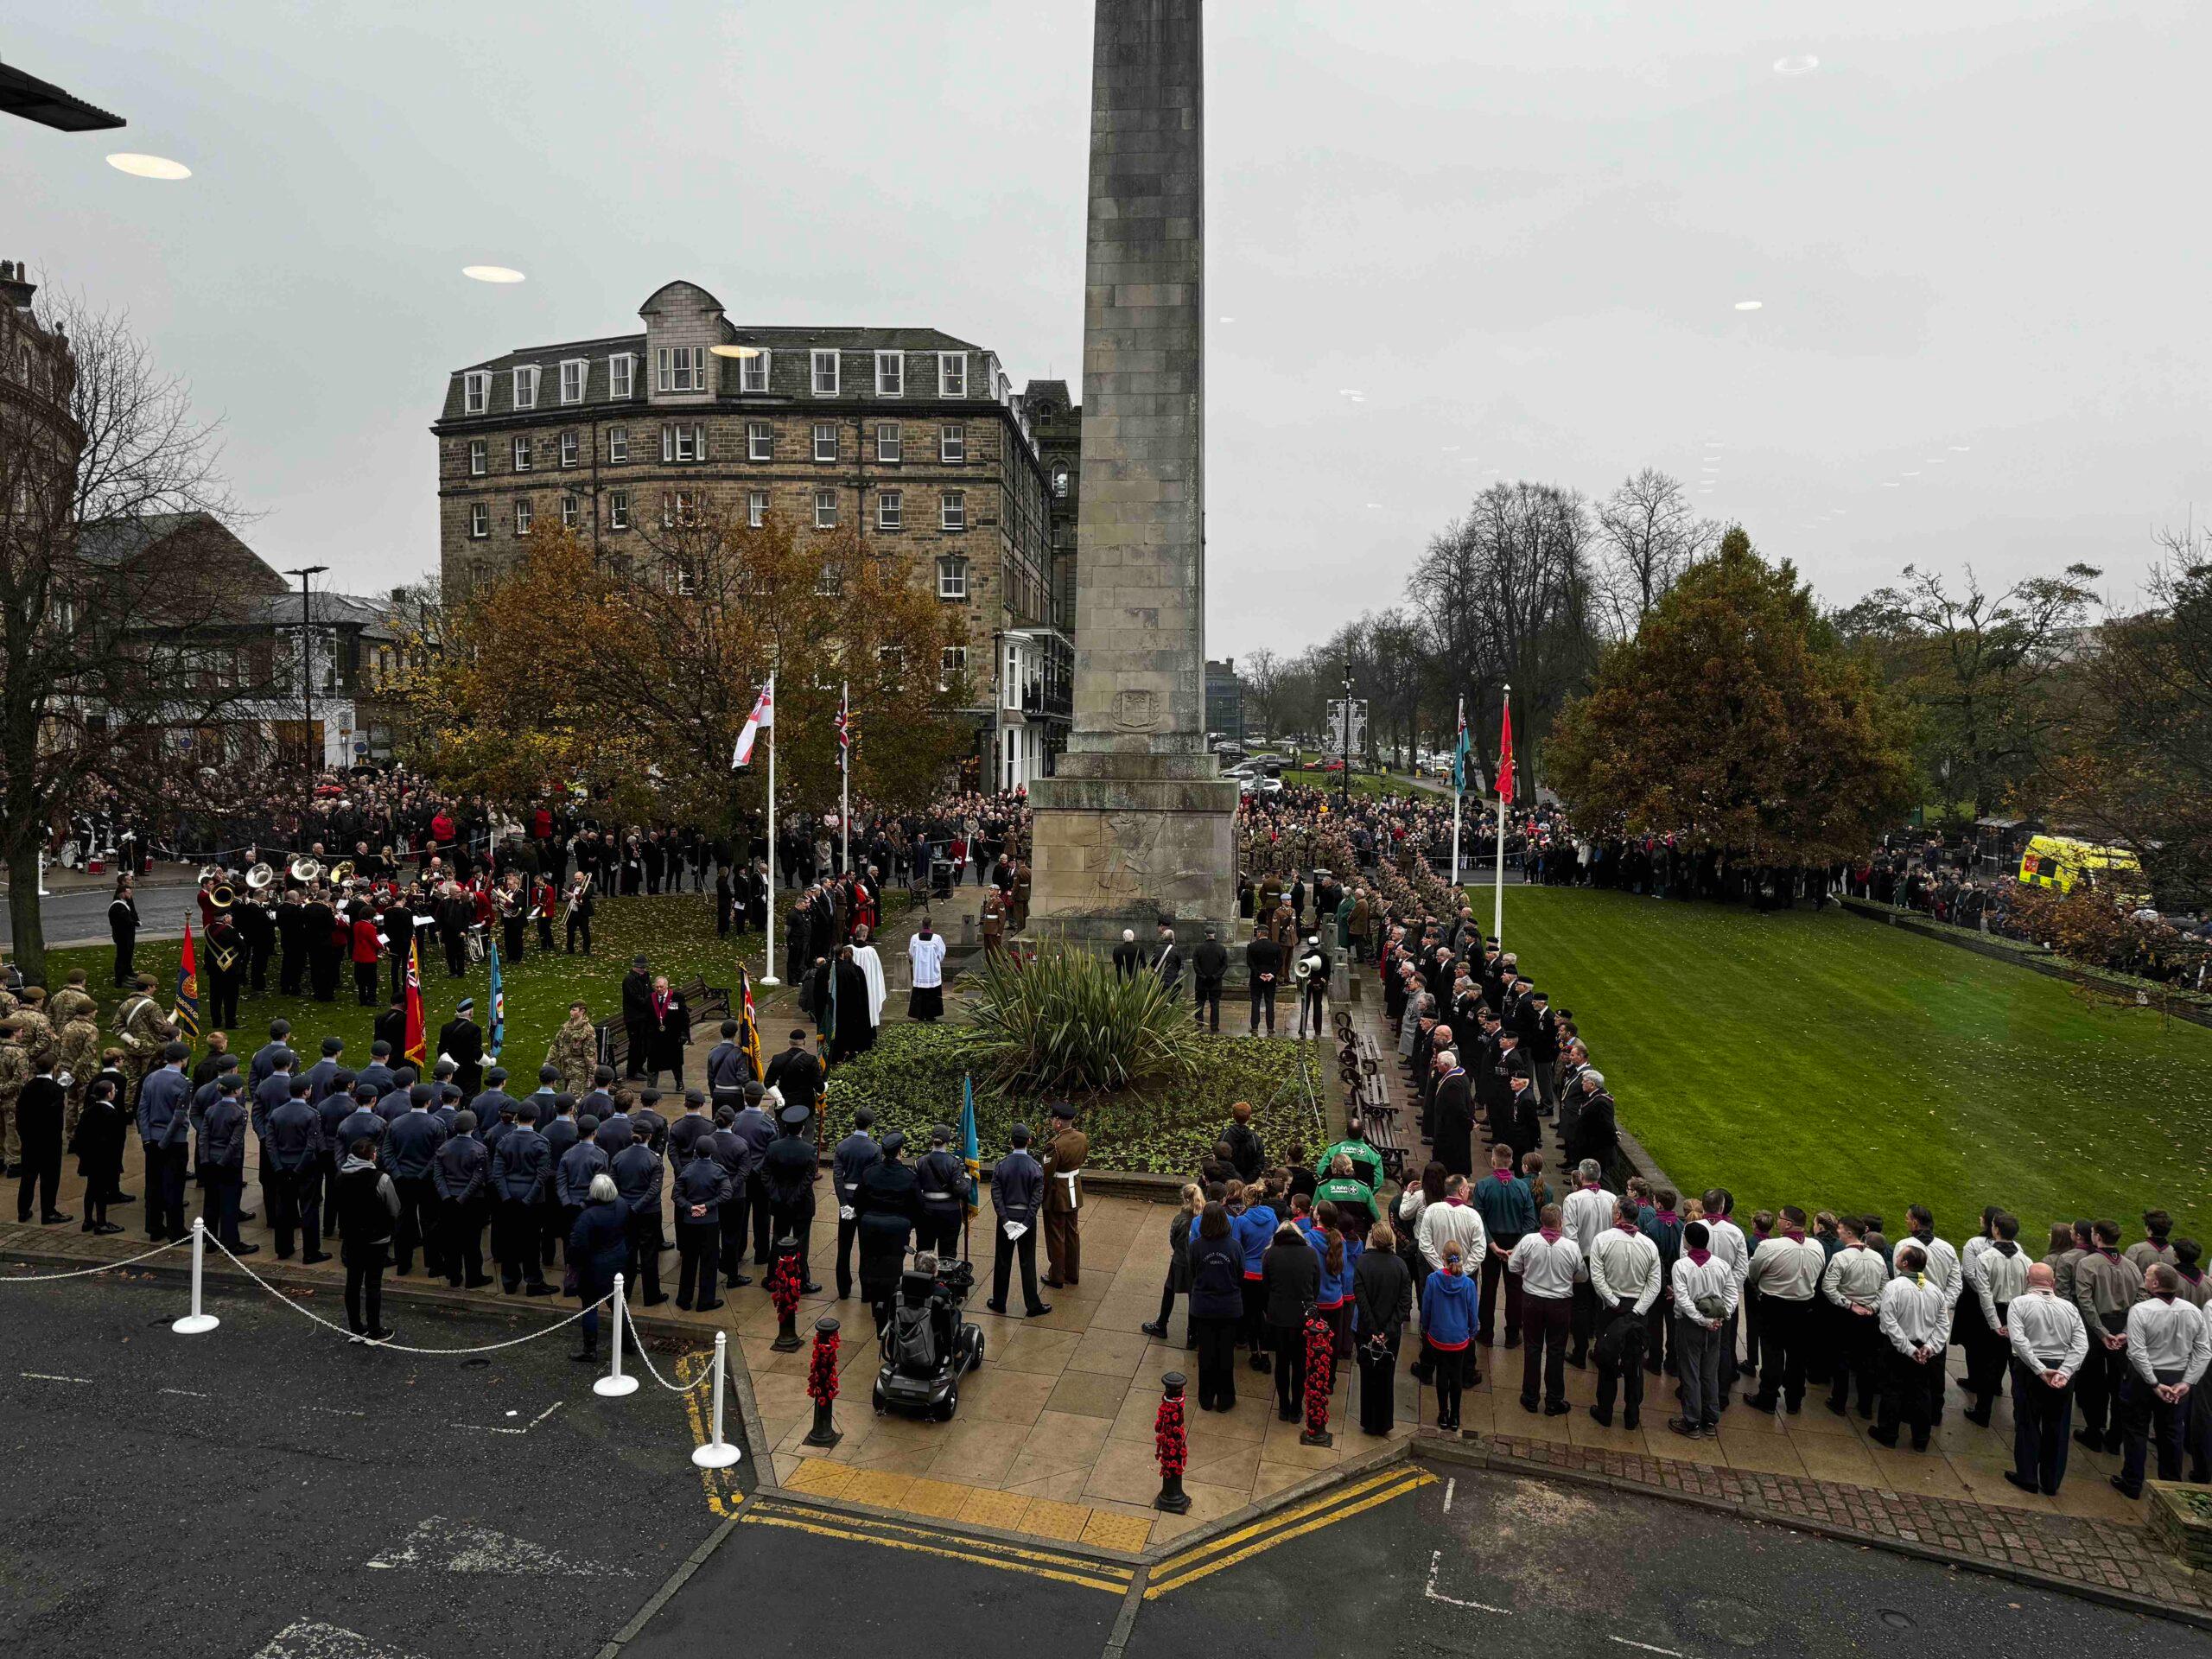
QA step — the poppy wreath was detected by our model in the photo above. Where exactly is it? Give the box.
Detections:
[1303,1306,1336,1437]
[767,1249,803,1319]
[1154,1390,1188,1478]
[806,1325,840,1406]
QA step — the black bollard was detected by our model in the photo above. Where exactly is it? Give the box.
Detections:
[804,1315,843,1448]
[1154,1372,1192,1515]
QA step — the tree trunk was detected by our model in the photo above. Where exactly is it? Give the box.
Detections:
[9,844,46,987]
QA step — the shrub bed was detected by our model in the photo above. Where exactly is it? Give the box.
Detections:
[823,1021,1326,1175]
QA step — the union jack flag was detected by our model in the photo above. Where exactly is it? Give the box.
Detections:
[836,685,853,753]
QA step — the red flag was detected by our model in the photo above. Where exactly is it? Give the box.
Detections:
[404,938,427,1066]
[1497,700,1516,805]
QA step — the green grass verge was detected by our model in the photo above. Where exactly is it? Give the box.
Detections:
[823,1020,1327,1175]
[1494,887,2212,1243]
[48,894,764,1077]
[1281,766,1401,800]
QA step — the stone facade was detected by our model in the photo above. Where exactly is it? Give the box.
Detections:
[430,281,1071,787]
[1027,0,1237,940]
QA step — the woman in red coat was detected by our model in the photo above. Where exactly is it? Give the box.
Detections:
[350,913,383,1006]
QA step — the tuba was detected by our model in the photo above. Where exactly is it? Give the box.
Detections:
[290,855,323,885]
[329,859,356,890]
[245,861,276,893]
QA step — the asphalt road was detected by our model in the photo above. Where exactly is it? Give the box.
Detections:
[0,1273,741,1659]
[1,881,200,951]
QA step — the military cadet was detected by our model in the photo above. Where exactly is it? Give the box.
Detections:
[470,1066,518,1135]
[915,1123,969,1260]
[300,1036,344,1103]
[264,1074,327,1262]
[611,1127,668,1306]
[251,1047,298,1210]
[492,1101,556,1295]
[314,1070,359,1234]
[761,1102,822,1291]
[704,1020,749,1107]
[830,1107,880,1300]
[729,1084,778,1268]
[135,1042,193,1241]
[385,1086,449,1277]
[0,1016,25,1179]
[556,1115,610,1260]
[672,1140,730,1310]
[708,1108,756,1288]
[597,1087,637,1157]
[630,1086,668,1157]
[197,1076,251,1251]
[1040,1103,1088,1288]
[334,1084,388,1171]
[249,1020,294,1091]
[12,987,58,1079]
[539,1096,582,1265]
[55,997,101,1149]
[112,973,171,1111]
[980,887,1007,961]
[433,1109,493,1289]
[580,1065,620,1126]
[988,1123,1050,1317]
[546,1001,597,1095]
[355,1040,397,1101]
[666,1089,714,1176]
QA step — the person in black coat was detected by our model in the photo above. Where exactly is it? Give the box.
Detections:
[108,878,141,988]
[1564,1075,1618,1175]
[567,1174,632,1362]
[620,957,653,1079]
[761,1103,822,1290]
[1352,1223,1413,1434]
[853,1130,922,1336]
[437,1003,485,1099]
[643,976,691,1087]
[70,1079,129,1234]
[1431,1053,1475,1179]
[334,1140,401,1342]
[15,1065,70,1225]
[762,1031,823,1117]
[1262,1224,1322,1422]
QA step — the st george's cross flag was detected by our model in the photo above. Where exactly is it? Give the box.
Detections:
[732,679,774,769]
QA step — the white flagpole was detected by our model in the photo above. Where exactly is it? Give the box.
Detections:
[1493,682,1510,945]
[840,681,850,877]
[760,676,779,987]
[1450,693,1464,888]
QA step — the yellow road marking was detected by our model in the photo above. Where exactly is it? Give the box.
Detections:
[676,1351,741,1517]
[739,1510,1132,1593]
[1145,1471,1433,1599]
[1152,1464,1425,1574]
[748,1498,1135,1578]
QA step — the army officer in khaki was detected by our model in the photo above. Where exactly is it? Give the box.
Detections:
[1039,1102,1087,1287]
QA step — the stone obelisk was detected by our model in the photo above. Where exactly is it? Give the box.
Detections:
[1027,0,1238,944]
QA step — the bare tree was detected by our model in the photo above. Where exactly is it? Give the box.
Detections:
[1238,646,1283,741]
[1406,480,1599,798]
[1593,468,1718,639]
[1,294,247,981]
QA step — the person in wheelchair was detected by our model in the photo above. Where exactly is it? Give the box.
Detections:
[874,1249,985,1420]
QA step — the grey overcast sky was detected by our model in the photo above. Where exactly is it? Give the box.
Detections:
[7,1,2207,657]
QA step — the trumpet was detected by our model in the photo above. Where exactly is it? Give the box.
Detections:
[245,861,276,892]
[290,855,323,884]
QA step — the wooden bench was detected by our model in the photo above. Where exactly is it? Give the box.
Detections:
[1333,1013,1405,1179]
[595,975,734,1077]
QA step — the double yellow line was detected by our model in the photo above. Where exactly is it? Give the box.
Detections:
[1143,1465,1434,1599]
[740,1498,1138,1595]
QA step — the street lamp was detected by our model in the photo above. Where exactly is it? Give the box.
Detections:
[1339,662,1354,815]
[285,564,329,770]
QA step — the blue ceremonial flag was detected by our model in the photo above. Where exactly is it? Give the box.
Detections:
[1451,696,1472,793]
[960,1073,981,1217]
[486,942,505,1059]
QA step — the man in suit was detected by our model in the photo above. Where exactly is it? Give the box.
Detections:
[1153,924,1185,999]
[437,998,486,1100]
[1246,926,1281,1036]
[1110,928,1144,982]
[763,1028,823,1118]
[1565,1070,1618,1174]
[620,956,654,1079]
[1432,1050,1475,1178]
[1192,925,1229,1033]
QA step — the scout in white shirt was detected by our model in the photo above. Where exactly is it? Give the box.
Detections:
[1874,1243,1948,1452]
[1506,1204,1583,1416]
[2004,1262,2090,1497]
[2113,1263,2212,1497]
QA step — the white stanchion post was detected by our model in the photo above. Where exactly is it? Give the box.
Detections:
[172,1217,219,1335]
[595,1275,640,1398]
[691,1329,742,1468]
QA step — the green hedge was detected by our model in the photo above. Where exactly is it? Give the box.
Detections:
[822,1021,1328,1175]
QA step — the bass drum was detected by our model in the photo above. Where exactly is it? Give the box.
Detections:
[58,838,82,870]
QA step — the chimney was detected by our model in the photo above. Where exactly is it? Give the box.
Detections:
[0,259,37,311]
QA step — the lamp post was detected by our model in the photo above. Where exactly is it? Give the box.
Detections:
[284,565,329,770]
[1338,663,1354,815]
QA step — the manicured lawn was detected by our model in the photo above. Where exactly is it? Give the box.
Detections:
[48,894,764,1077]
[1497,887,2212,1243]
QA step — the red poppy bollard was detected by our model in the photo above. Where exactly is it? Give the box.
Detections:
[1154,1372,1192,1514]
[768,1236,804,1352]
[804,1315,842,1447]
[1300,1306,1335,1447]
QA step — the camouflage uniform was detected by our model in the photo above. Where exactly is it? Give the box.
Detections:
[13,999,58,1076]
[48,982,98,1029]
[546,1011,599,1095]
[0,1034,27,1167]
[114,988,173,1106]
[57,1014,102,1145]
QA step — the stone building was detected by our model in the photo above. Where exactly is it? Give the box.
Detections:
[1,257,81,522]
[430,279,1075,791]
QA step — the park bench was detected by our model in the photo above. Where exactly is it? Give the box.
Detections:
[1334,1011,1405,1179]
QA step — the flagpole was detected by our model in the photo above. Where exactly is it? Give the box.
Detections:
[760,675,780,987]
[1494,683,1510,945]
[1450,693,1464,888]
[840,681,850,878]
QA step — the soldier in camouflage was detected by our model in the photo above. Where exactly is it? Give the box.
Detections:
[546,1001,599,1096]
[0,1020,28,1175]
[113,973,174,1109]
[56,1002,102,1147]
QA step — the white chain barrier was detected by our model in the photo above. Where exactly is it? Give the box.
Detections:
[0,1234,187,1283]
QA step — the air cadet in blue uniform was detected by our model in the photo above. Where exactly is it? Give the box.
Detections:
[579,1065,619,1126]
[729,1084,778,1267]
[555,1115,609,1259]
[667,1090,713,1174]
[314,1069,358,1235]
[354,1041,397,1100]
[470,1065,518,1133]
[988,1123,1050,1316]
[492,1102,555,1294]
[540,1096,582,1265]
[610,1129,667,1305]
[248,1020,293,1091]
[709,1108,756,1287]
[375,1066,416,1127]
[198,1077,252,1252]
[630,1087,669,1158]
[433,1108,492,1288]
[385,1086,449,1277]
[704,1020,749,1109]
[915,1123,969,1260]
[302,1036,345,1106]
[761,1103,822,1293]
[831,1108,881,1300]
[265,1074,327,1262]
[136,1042,194,1241]
[597,1095,636,1157]
[672,1141,730,1309]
